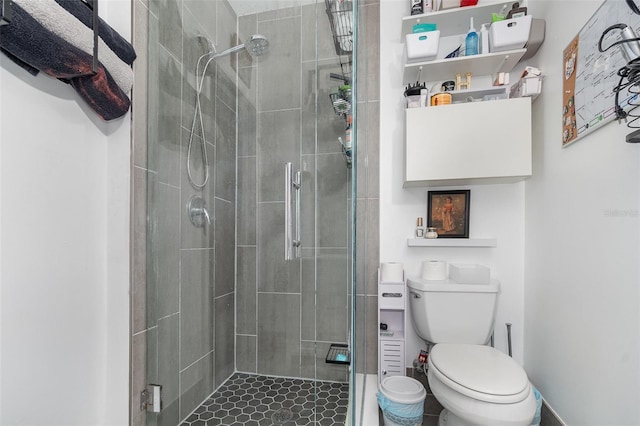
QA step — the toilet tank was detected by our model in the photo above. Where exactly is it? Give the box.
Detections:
[407,277,500,345]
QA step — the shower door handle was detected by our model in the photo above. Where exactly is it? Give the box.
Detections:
[293,169,301,257]
[284,163,301,260]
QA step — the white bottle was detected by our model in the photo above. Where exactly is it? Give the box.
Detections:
[480,23,489,54]
[416,217,425,238]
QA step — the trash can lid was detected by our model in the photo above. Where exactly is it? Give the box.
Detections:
[379,376,426,404]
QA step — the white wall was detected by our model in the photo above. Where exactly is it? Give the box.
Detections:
[380,0,527,366]
[0,1,131,424]
[525,1,640,424]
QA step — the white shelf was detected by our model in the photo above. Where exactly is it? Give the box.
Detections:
[403,49,525,84]
[401,1,512,38]
[379,330,405,340]
[407,238,497,247]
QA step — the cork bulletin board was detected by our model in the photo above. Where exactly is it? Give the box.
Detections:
[562,0,640,147]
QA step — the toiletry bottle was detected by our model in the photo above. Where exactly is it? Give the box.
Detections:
[344,115,352,155]
[426,227,438,239]
[480,23,489,54]
[416,217,425,238]
[465,17,478,56]
[506,2,527,19]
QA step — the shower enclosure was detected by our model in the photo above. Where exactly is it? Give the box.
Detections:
[136,0,373,424]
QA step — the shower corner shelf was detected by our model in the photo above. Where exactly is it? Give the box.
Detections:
[407,238,497,247]
[325,343,351,365]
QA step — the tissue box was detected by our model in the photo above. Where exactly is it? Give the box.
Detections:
[489,15,532,52]
[440,0,460,9]
[449,264,490,284]
[406,31,440,61]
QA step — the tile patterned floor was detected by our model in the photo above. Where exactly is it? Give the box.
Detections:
[180,373,349,426]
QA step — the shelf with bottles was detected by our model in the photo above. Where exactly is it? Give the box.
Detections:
[402,2,528,84]
[403,49,525,85]
[401,1,513,39]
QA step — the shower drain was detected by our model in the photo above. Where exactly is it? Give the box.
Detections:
[271,408,295,424]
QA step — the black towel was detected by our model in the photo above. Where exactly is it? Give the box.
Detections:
[0,2,130,120]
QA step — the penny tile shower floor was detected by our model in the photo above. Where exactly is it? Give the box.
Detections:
[180,372,349,426]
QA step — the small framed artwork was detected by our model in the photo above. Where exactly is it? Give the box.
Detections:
[427,190,470,238]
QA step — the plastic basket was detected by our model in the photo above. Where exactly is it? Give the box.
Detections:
[530,386,542,426]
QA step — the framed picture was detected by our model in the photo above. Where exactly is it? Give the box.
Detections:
[427,190,470,238]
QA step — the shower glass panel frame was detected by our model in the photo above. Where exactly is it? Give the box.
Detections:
[142,0,359,425]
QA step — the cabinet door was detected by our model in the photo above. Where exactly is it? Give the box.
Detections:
[404,98,532,187]
[380,340,405,378]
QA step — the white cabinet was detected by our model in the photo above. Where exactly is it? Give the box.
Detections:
[378,277,406,380]
[400,3,534,187]
[404,97,531,187]
[380,340,405,378]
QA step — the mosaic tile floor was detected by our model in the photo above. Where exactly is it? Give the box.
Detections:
[180,372,349,426]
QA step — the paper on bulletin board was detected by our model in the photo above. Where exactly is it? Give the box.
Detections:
[562,0,640,147]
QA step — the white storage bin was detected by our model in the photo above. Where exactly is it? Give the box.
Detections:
[406,31,440,62]
[489,15,532,53]
[449,263,490,284]
[510,76,542,100]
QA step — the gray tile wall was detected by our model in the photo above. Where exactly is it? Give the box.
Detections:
[235,4,364,382]
[132,2,381,424]
[355,0,381,376]
[131,1,238,425]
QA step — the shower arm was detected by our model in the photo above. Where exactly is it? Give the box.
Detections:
[209,43,246,59]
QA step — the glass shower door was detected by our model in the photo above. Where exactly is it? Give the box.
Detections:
[141,0,357,424]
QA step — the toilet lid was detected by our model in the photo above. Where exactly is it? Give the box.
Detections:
[429,344,530,403]
[379,376,427,404]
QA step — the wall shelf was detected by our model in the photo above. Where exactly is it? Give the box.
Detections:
[404,49,525,84]
[401,1,512,38]
[407,238,497,247]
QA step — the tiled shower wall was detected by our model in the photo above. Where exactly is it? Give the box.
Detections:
[132,0,381,424]
[235,5,351,382]
[234,1,380,380]
[131,1,238,425]
[355,0,380,376]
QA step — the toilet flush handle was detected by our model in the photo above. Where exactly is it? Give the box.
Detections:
[410,291,421,299]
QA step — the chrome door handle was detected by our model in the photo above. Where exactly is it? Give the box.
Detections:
[284,163,301,260]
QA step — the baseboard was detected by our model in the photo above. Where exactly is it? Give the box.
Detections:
[541,398,566,426]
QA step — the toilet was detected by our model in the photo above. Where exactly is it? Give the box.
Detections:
[407,277,536,426]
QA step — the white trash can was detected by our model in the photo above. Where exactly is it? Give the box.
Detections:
[377,376,426,426]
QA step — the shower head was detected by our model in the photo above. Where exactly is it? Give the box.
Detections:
[210,34,270,59]
[245,34,270,57]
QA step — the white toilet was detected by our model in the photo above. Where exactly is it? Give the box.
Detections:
[407,277,536,426]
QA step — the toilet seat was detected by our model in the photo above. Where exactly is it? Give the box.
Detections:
[429,344,530,404]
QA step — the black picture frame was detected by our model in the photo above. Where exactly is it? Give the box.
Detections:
[427,190,470,238]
